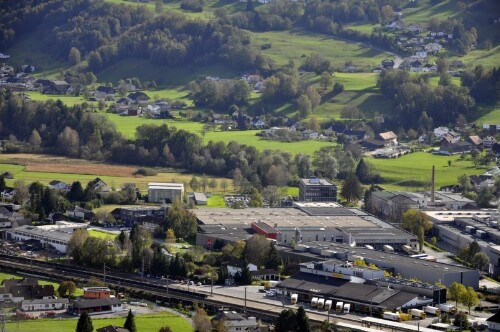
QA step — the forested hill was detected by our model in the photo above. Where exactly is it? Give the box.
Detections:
[0,0,270,72]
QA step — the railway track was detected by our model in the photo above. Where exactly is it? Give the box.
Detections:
[0,254,365,325]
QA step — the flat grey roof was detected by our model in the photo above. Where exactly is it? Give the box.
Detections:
[298,241,475,273]
[8,225,74,243]
[193,207,382,229]
[299,178,334,186]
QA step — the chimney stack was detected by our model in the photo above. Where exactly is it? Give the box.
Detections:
[431,165,435,204]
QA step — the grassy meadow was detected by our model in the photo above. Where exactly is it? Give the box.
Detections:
[5,312,193,332]
[367,151,486,191]
[88,229,119,240]
[0,154,234,192]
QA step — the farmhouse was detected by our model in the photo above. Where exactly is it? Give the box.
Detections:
[148,182,184,204]
[377,131,398,146]
[48,180,70,191]
[1,278,55,303]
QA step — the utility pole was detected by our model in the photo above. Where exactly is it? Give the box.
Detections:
[244,287,247,315]
[141,256,145,279]
[210,275,213,296]
[166,275,169,299]
[103,263,106,284]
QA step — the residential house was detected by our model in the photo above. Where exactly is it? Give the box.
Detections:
[343,129,367,141]
[377,131,398,146]
[407,24,423,34]
[415,51,428,58]
[329,123,348,135]
[116,97,132,106]
[212,311,259,332]
[483,166,500,179]
[46,80,70,95]
[211,113,234,126]
[252,116,267,129]
[66,206,95,221]
[301,129,319,140]
[93,86,115,101]
[436,141,473,155]
[468,135,483,149]
[254,81,265,92]
[372,66,383,73]
[127,91,150,105]
[483,136,497,149]
[424,42,443,54]
[381,59,395,68]
[90,178,110,193]
[361,139,385,151]
[22,298,69,311]
[227,262,258,277]
[119,106,140,116]
[433,126,450,138]
[1,278,55,303]
[48,180,70,191]
[83,287,112,299]
[410,60,425,72]
[439,131,461,145]
[487,311,500,332]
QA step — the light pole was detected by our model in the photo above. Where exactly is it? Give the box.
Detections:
[244,287,247,315]
[166,275,169,300]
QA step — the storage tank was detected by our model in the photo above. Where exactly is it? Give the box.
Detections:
[324,300,332,311]
[336,302,344,313]
[317,298,325,310]
[402,245,413,255]
[291,294,298,305]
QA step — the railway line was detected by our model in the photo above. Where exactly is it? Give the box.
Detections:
[0,254,369,326]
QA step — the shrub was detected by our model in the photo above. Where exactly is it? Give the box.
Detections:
[180,0,203,12]
[134,167,158,176]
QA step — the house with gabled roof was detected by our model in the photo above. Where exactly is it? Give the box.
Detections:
[378,131,398,146]
[48,180,70,191]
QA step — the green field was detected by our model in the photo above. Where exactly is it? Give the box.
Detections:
[5,312,193,332]
[251,29,390,69]
[368,151,486,191]
[207,194,226,208]
[475,104,500,124]
[88,229,119,240]
[24,92,100,107]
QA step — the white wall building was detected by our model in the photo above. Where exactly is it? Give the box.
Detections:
[22,298,69,311]
[148,182,184,204]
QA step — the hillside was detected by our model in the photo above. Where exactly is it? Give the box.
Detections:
[1,0,499,153]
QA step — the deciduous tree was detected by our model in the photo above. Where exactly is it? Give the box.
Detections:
[58,281,77,298]
[402,209,432,251]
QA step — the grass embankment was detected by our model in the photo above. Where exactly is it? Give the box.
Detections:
[0,154,234,192]
[368,151,486,191]
[5,312,193,332]
[88,229,119,240]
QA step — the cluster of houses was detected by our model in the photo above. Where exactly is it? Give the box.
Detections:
[427,125,500,156]
[0,278,123,317]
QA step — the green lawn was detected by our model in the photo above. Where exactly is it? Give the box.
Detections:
[6,312,193,332]
[24,92,100,107]
[403,0,460,25]
[207,194,226,208]
[475,104,500,124]
[88,229,118,240]
[367,151,486,191]
[251,29,390,69]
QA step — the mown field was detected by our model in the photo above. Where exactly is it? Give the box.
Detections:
[367,151,487,191]
[88,229,119,240]
[0,154,234,192]
[5,312,193,332]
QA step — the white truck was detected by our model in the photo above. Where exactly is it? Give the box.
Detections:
[438,304,457,314]
[409,308,426,319]
[402,245,413,255]
[324,300,333,311]
[317,298,325,310]
[336,301,344,313]
[424,306,441,315]
[311,297,319,308]
[383,312,402,322]
[383,245,395,253]
[290,293,298,305]
[343,303,351,314]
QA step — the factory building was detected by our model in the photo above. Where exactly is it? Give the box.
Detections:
[298,177,337,202]
[148,182,184,204]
